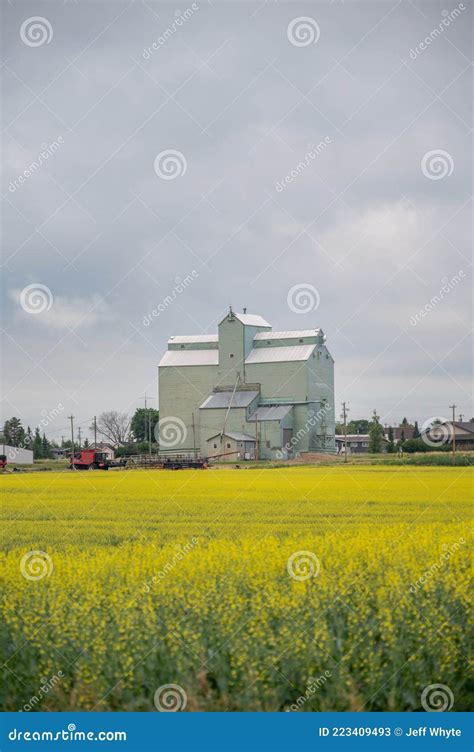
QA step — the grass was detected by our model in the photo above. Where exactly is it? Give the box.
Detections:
[0,466,471,711]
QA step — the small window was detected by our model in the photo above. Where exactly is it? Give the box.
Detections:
[180,344,185,349]
[299,338,303,343]
[226,442,231,449]
[267,341,271,345]
[229,353,234,358]
[213,443,217,449]
[266,441,270,448]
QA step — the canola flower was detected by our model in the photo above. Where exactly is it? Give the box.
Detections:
[0,466,471,711]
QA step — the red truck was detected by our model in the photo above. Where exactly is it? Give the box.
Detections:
[70,450,126,471]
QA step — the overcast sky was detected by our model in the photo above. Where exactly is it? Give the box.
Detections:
[1,0,472,441]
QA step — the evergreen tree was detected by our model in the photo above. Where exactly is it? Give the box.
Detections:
[33,428,43,459]
[368,410,384,453]
[3,417,25,447]
[413,421,420,439]
[41,433,51,458]
[386,426,395,453]
[25,426,33,449]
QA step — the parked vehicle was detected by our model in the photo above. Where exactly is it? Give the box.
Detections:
[70,450,127,471]
[0,454,7,470]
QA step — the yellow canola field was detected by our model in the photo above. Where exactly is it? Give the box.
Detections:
[0,466,471,711]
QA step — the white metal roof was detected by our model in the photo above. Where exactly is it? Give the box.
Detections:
[248,405,292,421]
[233,313,271,327]
[200,391,259,409]
[159,350,219,367]
[208,431,256,442]
[335,434,370,441]
[253,329,321,341]
[245,344,316,364]
[168,334,218,344]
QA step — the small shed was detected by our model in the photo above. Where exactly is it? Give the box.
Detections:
[207,432,256,461]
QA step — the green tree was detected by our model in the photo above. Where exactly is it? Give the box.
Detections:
[386,426,395,453]
[413,421,420,439]
[347,419,370,434]
[130,408,160,442]
[25,426,33,449]
[33,428,43,459]
[3,417,25,447]
[41,433,52,458]
[368,410,384,453]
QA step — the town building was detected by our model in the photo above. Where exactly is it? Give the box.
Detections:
[423,420,474,448]
[158,308,335,460]
[335,434,390,454]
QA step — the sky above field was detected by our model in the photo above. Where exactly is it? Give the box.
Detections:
[2,0,472,439]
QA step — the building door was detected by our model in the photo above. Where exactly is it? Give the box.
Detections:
[282,428,293,455]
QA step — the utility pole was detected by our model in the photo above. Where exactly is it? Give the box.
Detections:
[341,402,348,462]
[191,412,197,459]
[93,416,97,447]
[68,415,75,469]
[449,404,456,465]
[141,394,155,457]
[458,413,464,422]
[77,427,82,449]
